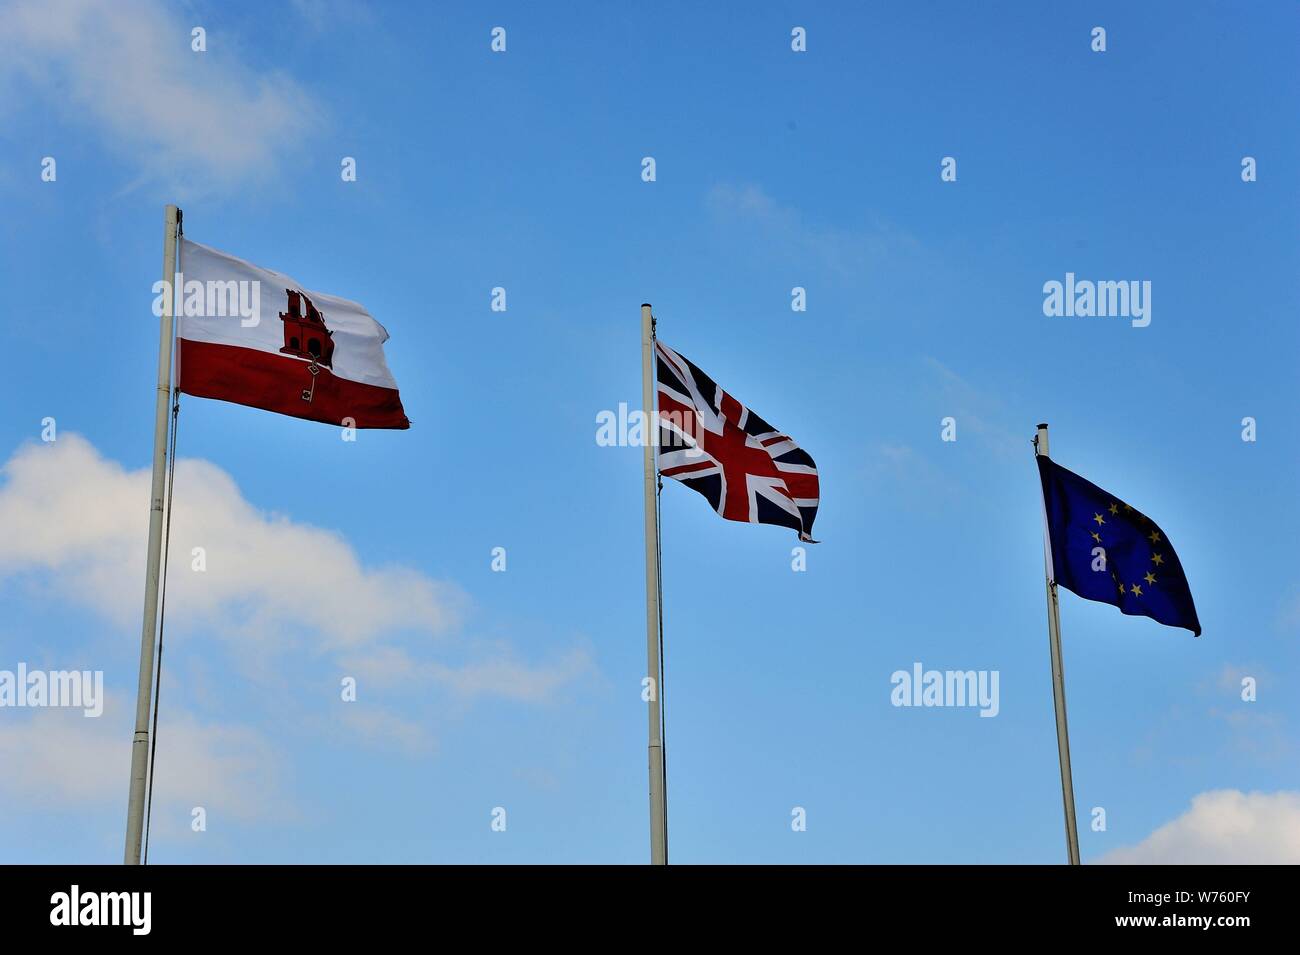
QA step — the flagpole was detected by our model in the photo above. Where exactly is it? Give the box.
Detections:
[641,303,668,865]
[124,204,181,865]
[1034,423,1081,865]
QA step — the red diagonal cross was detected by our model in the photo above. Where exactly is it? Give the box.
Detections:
[704,393,789,520]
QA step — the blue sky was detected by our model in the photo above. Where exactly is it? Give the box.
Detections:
[1,0,1298,864]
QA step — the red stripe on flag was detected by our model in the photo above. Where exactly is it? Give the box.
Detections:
[178,339,409,429]
[780,471,818,499]
[661,460,715,477]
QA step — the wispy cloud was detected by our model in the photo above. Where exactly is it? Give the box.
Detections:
[0,0,322,193]
[861,442,966,513]
[922,357,1024,458]
[339,644,596,705]
[860,358,1025,509]
[1276,588,1300,633]
[1201,664,1292,764]
[707,182,918,280]
[333,704,436,756]
[288,0,375,33]
[1098,790,1300,864]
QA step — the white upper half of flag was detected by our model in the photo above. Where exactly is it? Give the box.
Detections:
[176,239,400,390]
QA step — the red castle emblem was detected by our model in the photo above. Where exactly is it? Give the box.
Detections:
[279,288,335,369]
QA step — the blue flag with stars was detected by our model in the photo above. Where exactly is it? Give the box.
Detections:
[1037,456,1201,637]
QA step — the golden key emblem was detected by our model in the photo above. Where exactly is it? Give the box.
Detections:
[301,359,321,402]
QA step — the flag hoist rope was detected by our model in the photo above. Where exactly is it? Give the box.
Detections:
[654,398,668,863]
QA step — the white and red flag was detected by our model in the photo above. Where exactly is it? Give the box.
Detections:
[175,239,409,429]
[655,340,820,541]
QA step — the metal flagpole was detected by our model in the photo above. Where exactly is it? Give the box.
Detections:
[1034,423,1081,865]
[641,303,668,865]
[124,204,182,865]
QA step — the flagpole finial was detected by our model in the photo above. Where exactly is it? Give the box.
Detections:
[1034,423,1050,457]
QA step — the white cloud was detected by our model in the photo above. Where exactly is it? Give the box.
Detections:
[0,435,458,651]
[0,435,589,701]
[0,692,284,822]
[1098,790,1300,864]
[0,0,321,191]
[349,647,596,704]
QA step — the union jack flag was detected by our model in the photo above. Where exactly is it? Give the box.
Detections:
[655,340,820,541]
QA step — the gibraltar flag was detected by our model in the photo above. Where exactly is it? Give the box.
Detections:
[176,239,410,429]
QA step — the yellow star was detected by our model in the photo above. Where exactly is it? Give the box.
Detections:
[1148,530,1161,543]
[1131,583,1143,597]
[1094,513,1105,525]
[1123,503,1133,512]
[1145,572,1156,585]
[1151,553,1164,566]
[1109,503,1119,515]
[1091,531,1102,543]
[1118,582,1126,594]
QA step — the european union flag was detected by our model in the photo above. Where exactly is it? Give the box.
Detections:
[1037,456,1201,637]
